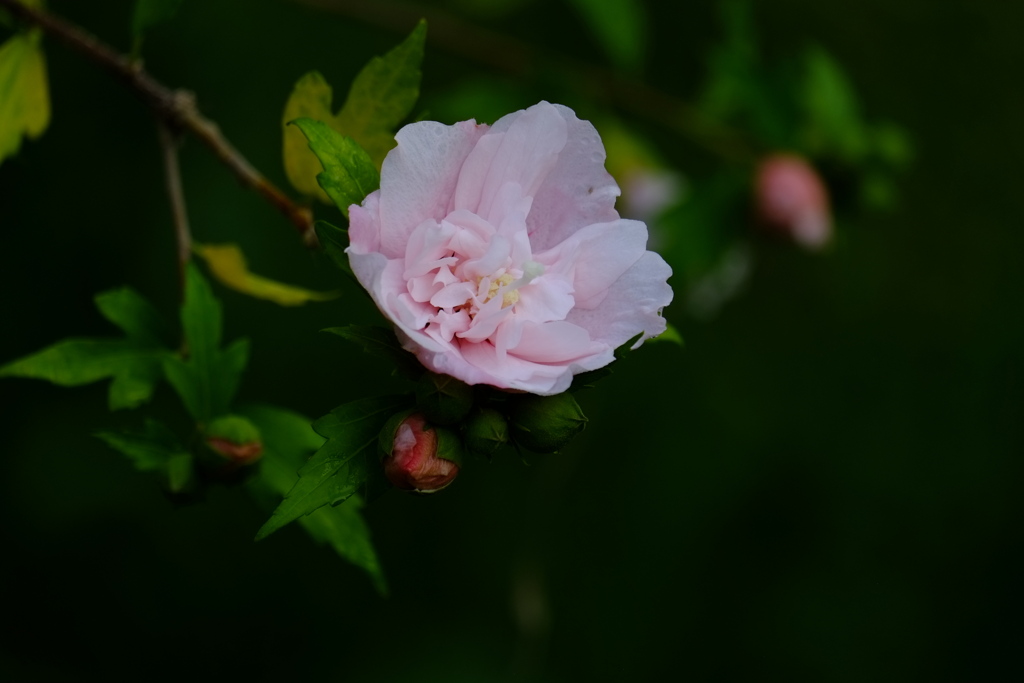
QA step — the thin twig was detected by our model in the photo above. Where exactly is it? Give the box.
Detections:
[294,0,758,162]
[0,0,318,246]
[157,123,192,294]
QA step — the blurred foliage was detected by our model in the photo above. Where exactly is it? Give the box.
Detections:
[1,0,1022,681]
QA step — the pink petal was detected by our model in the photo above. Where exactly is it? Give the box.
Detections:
[536,219,649,309]
[522,104,621,252]
[378,120,487,259]
[348,190,382,254]
[566,251,673,349]
[453,102,568,223]
[507,321,604,364]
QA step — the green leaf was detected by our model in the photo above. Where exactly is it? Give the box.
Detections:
[96,419,193,492]
[314,220,352,275]
[241,403,388,592]
[0,286,171,410]
[163,263,249,422]
[564,0,645,72]
[281,22,426,201]
[333,20,426,166]
[194,242,340,306]
[254,395,408,541]
[131,0,182,54]
[322,325,423,379]
[800,46,867,163]
[650,323,684,346]
[291,118,379,218]
[95,286,171,347]
[0,29,50,166]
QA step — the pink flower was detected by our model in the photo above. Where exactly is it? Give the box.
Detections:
[347,102,673,395]
[384,414,459,493]
[754,153,832,249]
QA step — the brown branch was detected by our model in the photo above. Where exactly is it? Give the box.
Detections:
[157,123,192,294]
[0,0,318,246]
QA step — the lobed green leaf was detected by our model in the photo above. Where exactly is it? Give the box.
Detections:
[333,19,426,166]
[96,419,193,492]
[163,264,249,422]
[254,395,408,542]
[281,21,426,202]
[291,117,379,218]
[241,403,387,592]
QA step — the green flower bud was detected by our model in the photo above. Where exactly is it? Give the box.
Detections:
[415,372,474,426]
[509,392,587,453]
[203,414,263,464]
[464,408,509,459]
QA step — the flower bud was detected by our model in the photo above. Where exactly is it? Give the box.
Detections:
[203,415,263,465]
[463,408,509,459]
[381,413,461,493]
[508,392,587,453]
[415,371,475,426]
[754,153,832,249]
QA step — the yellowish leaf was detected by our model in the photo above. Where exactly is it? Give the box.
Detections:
[195,243,340,307]
[282,71,334,204]
[0,30,51,165]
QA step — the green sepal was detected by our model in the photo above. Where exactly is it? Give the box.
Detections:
[254,395,409,542]
[434,425,464,467]
[163,263,250,422]
[415,371,474,426]
[290,118,379,218]
[509,392,587,454]
[322,325,424,379]
[569,332,643,391]
[96,419,193,493]
[463,408,508,459]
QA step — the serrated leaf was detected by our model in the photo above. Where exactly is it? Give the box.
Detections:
[163,264,249,422]
[322,325,423,379]
[0,29,50,166]
[96,419,193,491]
[564,0,645,72]
[282,71,335,203]
[194,242,339,306]
[254,395,408,541]
[281,22,425,202]
[0,285,171,409]
[314,220,352,274]
[333,20,426,166]
[240,403,387,593]
[290,118,378,218]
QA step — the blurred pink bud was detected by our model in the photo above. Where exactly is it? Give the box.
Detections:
[754,154,832,249]
[384,414,460,493]
[205,437,263,465]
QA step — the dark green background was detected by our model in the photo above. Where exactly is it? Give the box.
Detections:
[1,1,1021,680]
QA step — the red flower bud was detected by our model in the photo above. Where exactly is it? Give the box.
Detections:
[754,153,832,249]
[383,413,460,493]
